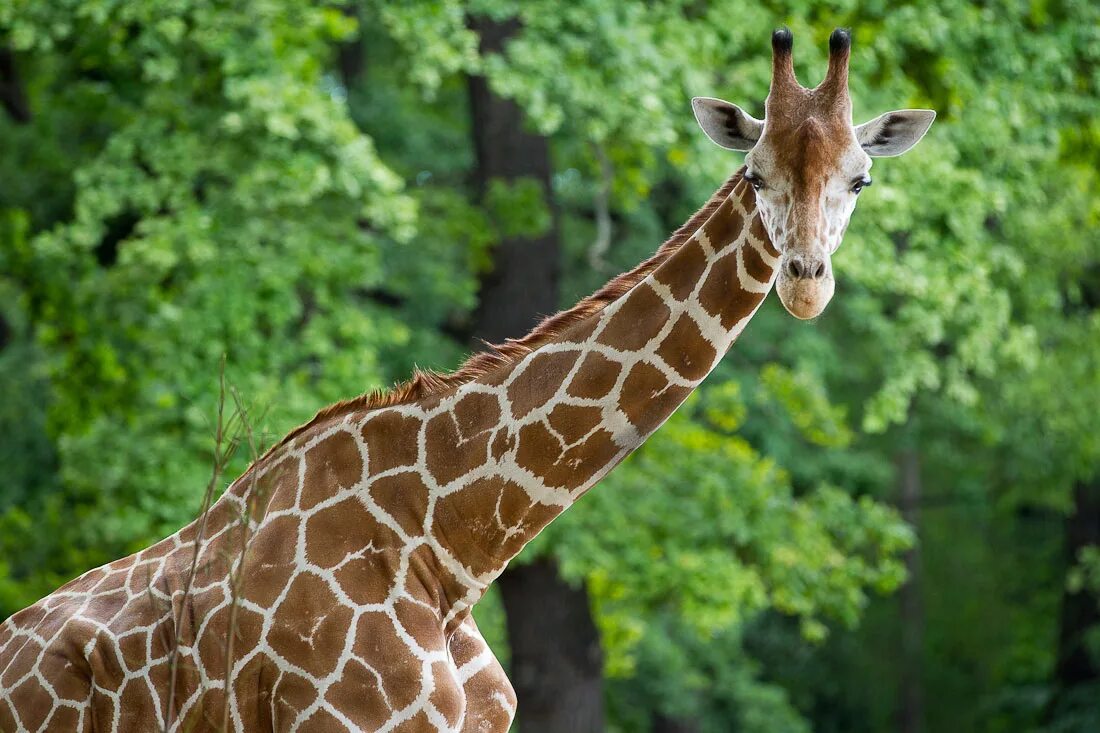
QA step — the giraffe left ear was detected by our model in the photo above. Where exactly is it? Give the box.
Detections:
[855,109,936,157]
[692,97,764,151]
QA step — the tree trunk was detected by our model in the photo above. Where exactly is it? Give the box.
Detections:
[651,713,701,733]
[1053,478,1100,688]
[1045,244,1100,719]
[897,445,924,733]
[497,559,605,732]
[0,48,31,124]
[466,14,560,344]
[466,15,603,732]
[336,4,365,91]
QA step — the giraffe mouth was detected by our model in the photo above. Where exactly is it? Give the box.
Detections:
[776,271,835,320]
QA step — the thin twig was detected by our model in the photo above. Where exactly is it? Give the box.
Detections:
[220,386,266,733]
[587,143,615,272]
[165,355,239,731]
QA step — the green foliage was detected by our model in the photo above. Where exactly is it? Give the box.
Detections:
[2,0,1099,731]
[484,178,553,239]
[1068,546,1100,598]
[0,0,477,610]
[607,616,811,733]
[758,364,853,448]
[1065,544,1100,697]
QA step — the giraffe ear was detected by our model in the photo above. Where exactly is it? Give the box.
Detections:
[855,109,936,157]
[692,97,764,152]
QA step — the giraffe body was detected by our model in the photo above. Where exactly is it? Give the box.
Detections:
[1,28,935,732]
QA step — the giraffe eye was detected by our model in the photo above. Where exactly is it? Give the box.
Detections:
[745,172,765,191]
[851,177,872,194]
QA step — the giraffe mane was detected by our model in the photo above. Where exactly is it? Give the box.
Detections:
[262,168,746,460]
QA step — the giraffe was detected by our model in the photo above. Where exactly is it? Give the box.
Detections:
[0,28,933,733]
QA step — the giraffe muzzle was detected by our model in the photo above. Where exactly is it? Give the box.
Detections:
[776,253,835,320]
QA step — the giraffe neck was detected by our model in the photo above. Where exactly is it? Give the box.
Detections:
[219,170,778,632]
[420,170,779,613]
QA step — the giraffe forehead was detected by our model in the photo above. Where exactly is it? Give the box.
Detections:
[753,118,862,190]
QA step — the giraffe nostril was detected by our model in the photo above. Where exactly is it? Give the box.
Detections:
[813,262,826,279]
[787,260,803,279]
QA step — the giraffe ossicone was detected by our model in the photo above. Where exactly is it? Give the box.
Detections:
[1,28,932,733]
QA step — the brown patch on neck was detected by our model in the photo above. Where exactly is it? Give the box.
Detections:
[261,169,748,461]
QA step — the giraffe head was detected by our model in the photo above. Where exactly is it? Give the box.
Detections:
[692,28,935,319]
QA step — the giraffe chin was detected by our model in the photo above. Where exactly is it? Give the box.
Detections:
[776,274,835,320]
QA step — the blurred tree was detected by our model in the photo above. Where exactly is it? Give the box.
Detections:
[465,12,605,733]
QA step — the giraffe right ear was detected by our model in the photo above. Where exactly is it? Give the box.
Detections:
[692,97,764,152]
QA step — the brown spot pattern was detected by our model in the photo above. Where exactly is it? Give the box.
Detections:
[566,352,622,399]
[506,350,580,419]
[547,404,604,445]
[657,314,717,381]
[703,198,743,248]
[355,614,421,711]
[244,514,300,607]
[698,251,740,329]
[453,392,501,439]
[305,498,400,569]
[269,574,352,678]
[655,238,708,300]
[620,362,693,435]
[370,471,430,537]
[325,659,389,731]
[742,235,773,282]
[425,413,491,485]
[301,431,363,510]
[362,411,420,474]
[597,283,670,351]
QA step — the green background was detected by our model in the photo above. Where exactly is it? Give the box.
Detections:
[1,1,1098,731]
